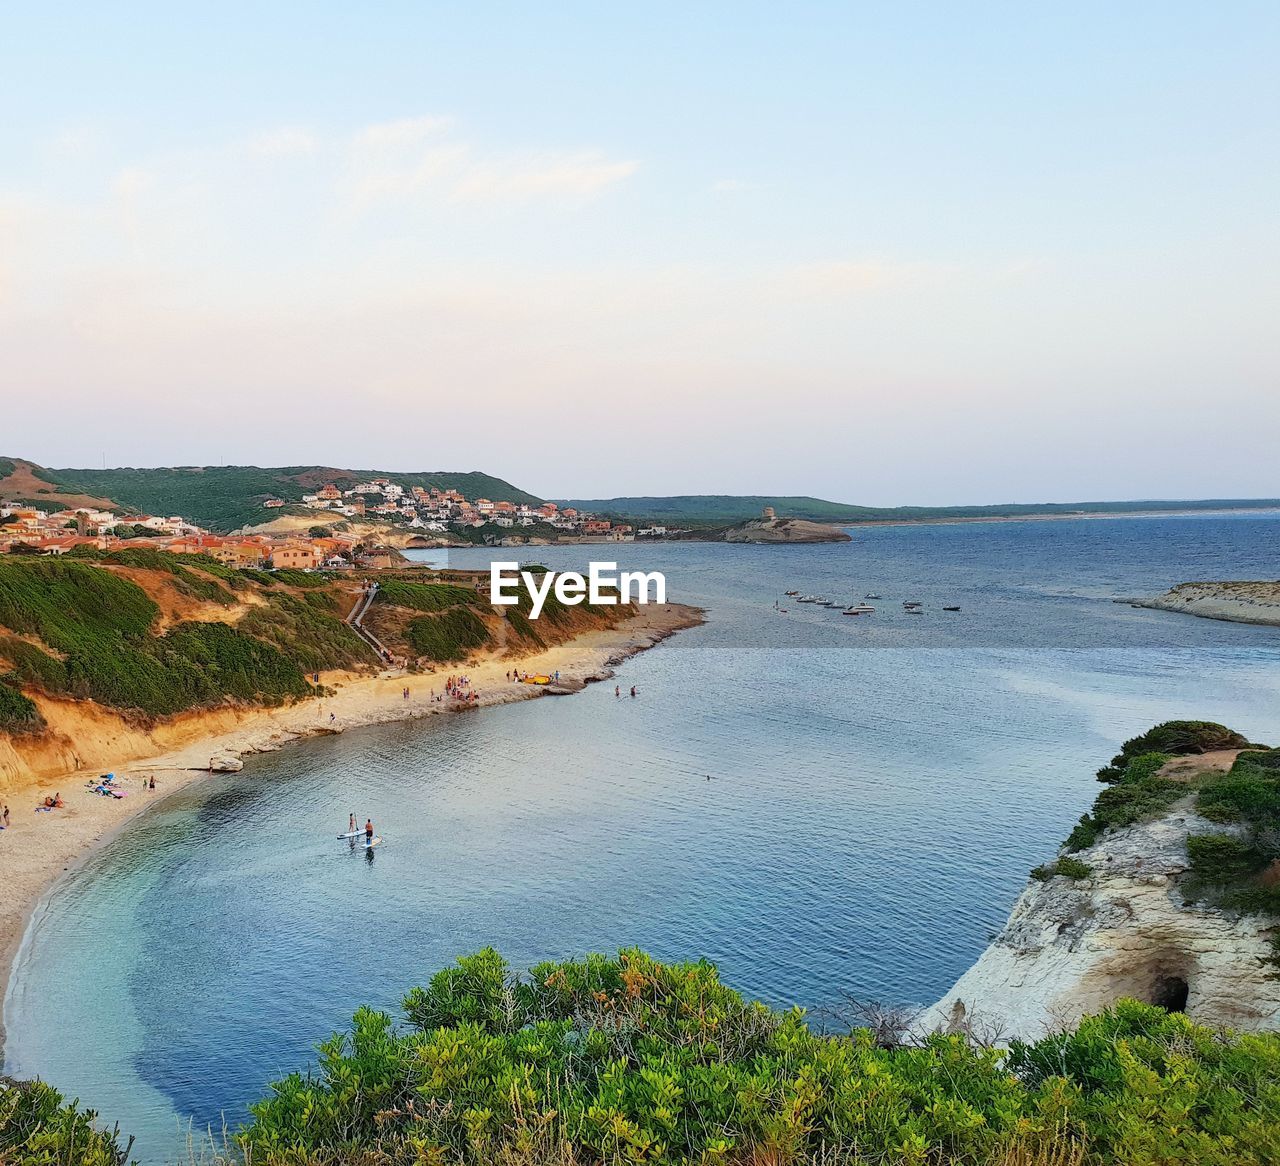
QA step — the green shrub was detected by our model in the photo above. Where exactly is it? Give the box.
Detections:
[1031,856,1093,882]
[406,608,491,662]
[0,1076,132,1166]
[505,608,544,646]
[1096,721,1253,783]
[0,682,42,733]
[376,579,480,613]
[239,594,374,673]
[1188,833,1264,884]
[240,950,1280,1166]
[270,568,329,588]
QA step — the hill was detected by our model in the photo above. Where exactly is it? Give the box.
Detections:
[560,493,1280,527]
[1,459,542,532]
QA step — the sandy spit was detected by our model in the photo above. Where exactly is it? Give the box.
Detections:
[1131,581,1280,628]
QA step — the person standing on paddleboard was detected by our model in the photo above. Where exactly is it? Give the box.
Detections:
[365,818,374,844]
[349,813,356,836]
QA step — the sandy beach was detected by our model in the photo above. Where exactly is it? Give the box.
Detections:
[0,602,702,1035]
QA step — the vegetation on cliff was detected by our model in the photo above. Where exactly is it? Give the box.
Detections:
[0,1078,131,1166]
[227,948,1280,1166]
[0,558,376,726]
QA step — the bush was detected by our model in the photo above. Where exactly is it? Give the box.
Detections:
[376,579,481,613]
[0,681,42,733]
[1096,722,1254,782]
[406,608,491,662]
[240,594,374,674]
[1031,856,1092,882]
[0,1076,132,1166]
[240,950,1280,1166]
[1187,833,1264,883]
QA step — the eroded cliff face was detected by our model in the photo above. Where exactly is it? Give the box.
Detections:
[724,517,852,543]
[918,798,1280,1041]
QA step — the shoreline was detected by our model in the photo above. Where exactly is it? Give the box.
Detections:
[0,602,703,1056]
[1125,581,1280,629]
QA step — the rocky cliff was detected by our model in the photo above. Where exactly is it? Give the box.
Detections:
[919,726,1280,1041]
[724,516,852,544]
[919,798,1280,1041]
[1134,580,1280,627]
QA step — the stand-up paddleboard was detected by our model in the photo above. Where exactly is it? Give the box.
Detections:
[364,837,383,849]
[337,830,363,839]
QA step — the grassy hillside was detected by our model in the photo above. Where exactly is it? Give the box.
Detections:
[32,463,542,532]
[561,494,1280,527]
[0,555,376,729]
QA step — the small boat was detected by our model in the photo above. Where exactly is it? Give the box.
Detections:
[822,601,842,608]
[943,605,961,612]
[864,594,882,600]
[784,590,800,596]
[813,597,830,605]
[843,604,875,615]
[797,595,819,604]
[906,607,924,614]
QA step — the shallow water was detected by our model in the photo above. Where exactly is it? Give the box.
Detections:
[6,514,1280,1161]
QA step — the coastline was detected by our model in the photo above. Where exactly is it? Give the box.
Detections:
[0,602,703,1053]
[1128,581,1280,628]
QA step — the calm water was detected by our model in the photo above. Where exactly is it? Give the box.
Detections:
[6,515,1280,1161]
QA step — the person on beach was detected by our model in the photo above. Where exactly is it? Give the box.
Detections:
[615,685,620,698]
[630,686,637,698]
[149,776,155,790]
[53,793,64,808]
[2,804,9,828]
[330,712,336,724]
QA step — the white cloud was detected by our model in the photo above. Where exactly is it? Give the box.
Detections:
[246,127,319,157]
[449,154,639,204]
[355,115,453,149]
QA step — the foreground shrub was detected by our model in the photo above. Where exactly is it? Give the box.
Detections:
[0,1077,132,1166]
[240,950,1280,1166]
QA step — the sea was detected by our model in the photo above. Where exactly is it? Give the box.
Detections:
[5,513,1280,1162]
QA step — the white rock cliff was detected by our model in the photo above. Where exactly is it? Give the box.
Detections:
[918,797,1280,1041]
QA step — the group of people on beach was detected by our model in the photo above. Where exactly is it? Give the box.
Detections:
[444,675,477,703]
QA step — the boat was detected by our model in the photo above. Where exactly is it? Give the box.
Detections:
[906,607,924,614]
[797,595,819,603]
[784,590,800,596]
[864,594,882,600]
[843,604,875,615]
[943,605,961,612]
[822,601,842,608]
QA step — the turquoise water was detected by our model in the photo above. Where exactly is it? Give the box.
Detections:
[6,515,1280,1161]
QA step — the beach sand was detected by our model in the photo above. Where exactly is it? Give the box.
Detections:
[0,602,702,1032]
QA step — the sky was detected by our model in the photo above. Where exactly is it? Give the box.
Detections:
[1,2,1277,505]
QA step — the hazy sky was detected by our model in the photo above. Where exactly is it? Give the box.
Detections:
[2,3,1277,504]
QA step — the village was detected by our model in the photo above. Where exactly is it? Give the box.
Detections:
[0,478,652,568]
